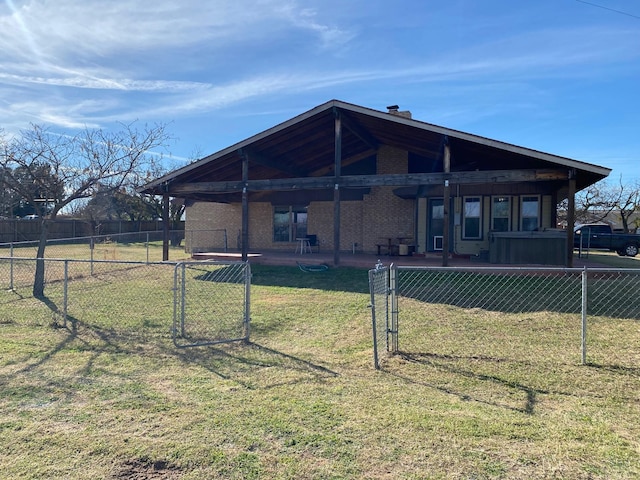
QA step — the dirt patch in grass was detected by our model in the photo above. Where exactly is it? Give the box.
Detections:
[113,459,182,479]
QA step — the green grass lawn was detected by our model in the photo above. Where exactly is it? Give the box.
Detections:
[0,264,638,479]
[0,240,189,262]
[578,250,640,269]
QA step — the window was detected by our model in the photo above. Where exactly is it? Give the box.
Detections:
[463,197,482,239]
[520,196,539,231]
[273,206,307,242]
[491,196,511,232]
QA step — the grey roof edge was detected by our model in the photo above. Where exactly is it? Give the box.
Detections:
[140,99,611,192]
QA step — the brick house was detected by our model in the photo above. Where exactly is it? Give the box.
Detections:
[141,100,610,266]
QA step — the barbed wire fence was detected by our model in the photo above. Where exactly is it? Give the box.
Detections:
[369,265,640,369]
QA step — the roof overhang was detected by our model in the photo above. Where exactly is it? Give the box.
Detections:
[140,99,611,200]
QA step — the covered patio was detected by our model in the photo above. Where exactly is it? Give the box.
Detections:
[189,248,606,270]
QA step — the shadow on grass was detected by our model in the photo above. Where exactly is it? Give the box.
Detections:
[248,341,338,377]
[35,294,139,366]
[6,325,77,376]
[586,362,640,376]
[4,289,338,393]
[1,292,165,387]
[386,351,552,415]
[250,264,370,294]
[4,318,337,406]
[169,341,338,390]
[388,351,640,415]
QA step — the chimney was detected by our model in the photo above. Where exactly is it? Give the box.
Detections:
[386,104,412,119]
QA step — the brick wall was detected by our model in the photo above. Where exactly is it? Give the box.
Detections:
[361,146,414,252]
[185,202,241,251]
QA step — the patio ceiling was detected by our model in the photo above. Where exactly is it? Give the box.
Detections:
[140,99,611,201]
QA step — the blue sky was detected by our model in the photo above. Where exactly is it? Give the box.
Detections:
[1,0,638,183]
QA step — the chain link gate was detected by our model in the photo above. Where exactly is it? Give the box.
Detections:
[369,265,640,368]
[368,262,398,369]
[173,261,251,347]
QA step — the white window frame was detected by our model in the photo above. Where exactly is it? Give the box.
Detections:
[520,195,540,231]
[462,196,482,240]
[491,196,511,232]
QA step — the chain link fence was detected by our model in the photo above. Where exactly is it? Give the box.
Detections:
[0,230,188,263]
[368,263,390,370]
[369,265,640,369]
[0,257,250,347]
[173,261,251,347]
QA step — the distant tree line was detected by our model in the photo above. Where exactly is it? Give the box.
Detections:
[0,162,64,218]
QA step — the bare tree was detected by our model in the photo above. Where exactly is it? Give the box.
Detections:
[0,122,172,297]
[564,177,640,232]
[574,180,618,225]
[613,177,640,233]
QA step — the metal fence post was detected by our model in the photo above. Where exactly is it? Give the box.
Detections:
[382,267,389,353]
[9,242,14,291]
[90,236,95,275]
[243,262,251,340]
[180,262,186,337]
[63,260,68,328]
[368,268,381,369]
[146,232,150,263]
[581,266,588,365]
[172,263,179,343]
[389,263,398,353]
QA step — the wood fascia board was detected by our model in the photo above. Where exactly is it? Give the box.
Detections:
[170,169,568,194]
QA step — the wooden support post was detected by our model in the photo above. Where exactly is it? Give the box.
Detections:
[567,169,576,267]
[241,151,249,262]
[442,141,451,267]
[333,109,342,266]
[162,190,170,261]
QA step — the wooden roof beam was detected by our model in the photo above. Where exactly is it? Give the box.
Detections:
[310,149,377,177]
[239,148,308,177]
[340,110,379,151]
[170,169,568,195]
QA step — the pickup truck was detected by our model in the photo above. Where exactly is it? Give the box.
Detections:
[574,224,640,257]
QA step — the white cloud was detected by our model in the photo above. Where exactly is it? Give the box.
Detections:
[0,0,638,163]
[0,0,357,105]
[0,0,351,63]
[283,5,356,48]
[0,69,210,92]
